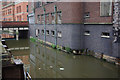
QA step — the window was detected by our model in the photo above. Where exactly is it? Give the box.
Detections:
[101,32,110,38]
[58,31,62,38]
[45,2,53,4]
[51,30,55,36]
[41,15,44,24]
[19,6,21,13]
[100,0,112,16]
[36,29,39,37]
[17,6,21,13]
[27,5,28,12]
[17,15,21,21]
[8,9,11,14]
[17,16,19,21]
[84,31,90,36]
[42,30,44,34]
[37,15,40,23]
[46,30,49,35]
[84,12,90,18]
[51,13,55,24]
[19,15,21,21]
[6,10,7,15]
[46,14,49,24]
[16,7,18,13]
[57,12,62,24]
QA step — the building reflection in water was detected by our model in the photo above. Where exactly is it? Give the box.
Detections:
[29,41,119,78]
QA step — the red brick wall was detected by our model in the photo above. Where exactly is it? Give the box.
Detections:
[2,2,28,21]
[34,2,113,24]
[15,2,28,21]
[84,2,113,24]
[35,2,84,24]
[2,5,15,21]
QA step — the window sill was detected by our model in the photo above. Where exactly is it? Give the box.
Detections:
[101,36,110,38]
[52,35,55,37]
[58,36,62,38]
[84,34,90,36]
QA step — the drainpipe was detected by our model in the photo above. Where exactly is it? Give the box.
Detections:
[43,7,46,43]
[54,5,57,46]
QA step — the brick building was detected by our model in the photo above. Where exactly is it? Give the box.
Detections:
[28,1,120,64]
[2,1,28,21]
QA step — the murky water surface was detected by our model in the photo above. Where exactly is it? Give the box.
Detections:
[5,39,120,78]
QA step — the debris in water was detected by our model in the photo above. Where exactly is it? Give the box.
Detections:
[60,68,64,71]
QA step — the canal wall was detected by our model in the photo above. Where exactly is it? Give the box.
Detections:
[84,24,114,57]
[29,23,120,65]
[29,24,84,50]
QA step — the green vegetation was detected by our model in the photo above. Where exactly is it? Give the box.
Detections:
[51,44,56,49]
[57,45,61,50]
[39,40,43,44]
[30,37,36,42]
[65,47,71,52]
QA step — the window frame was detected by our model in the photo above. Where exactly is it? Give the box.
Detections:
[100,0,112,17]
[101,32,110,38]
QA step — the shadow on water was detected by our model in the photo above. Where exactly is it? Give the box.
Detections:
[5,39,120,78]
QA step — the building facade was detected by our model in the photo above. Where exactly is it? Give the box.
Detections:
[2,1,28,21]
[29,1,120,65]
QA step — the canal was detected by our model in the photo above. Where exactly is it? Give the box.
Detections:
[5,39,120,78]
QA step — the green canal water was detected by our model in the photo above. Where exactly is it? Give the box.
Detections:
[5,39,120,78]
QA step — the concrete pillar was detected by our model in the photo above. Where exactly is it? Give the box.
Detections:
[113,1,120,65]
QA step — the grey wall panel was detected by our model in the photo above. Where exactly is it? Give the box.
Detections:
[84,24,114,57]
[29,24,83,50]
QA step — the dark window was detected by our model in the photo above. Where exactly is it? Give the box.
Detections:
[51,30,55,36]
[42,30,44,34]
[101,32,110,38]
[41,15,44,24]
[46,14,49,24]
[37,15,40,23]
[84,12,90,18]
[46,30,49,35]
[84,31,90,36]
[27,5,28,12]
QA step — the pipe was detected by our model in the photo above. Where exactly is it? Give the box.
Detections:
[54,5,57,46]
[43,7,46,43]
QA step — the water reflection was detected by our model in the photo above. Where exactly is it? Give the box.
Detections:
[5,39,30,72]
[29,41,119,78]
[5,39,120,78]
